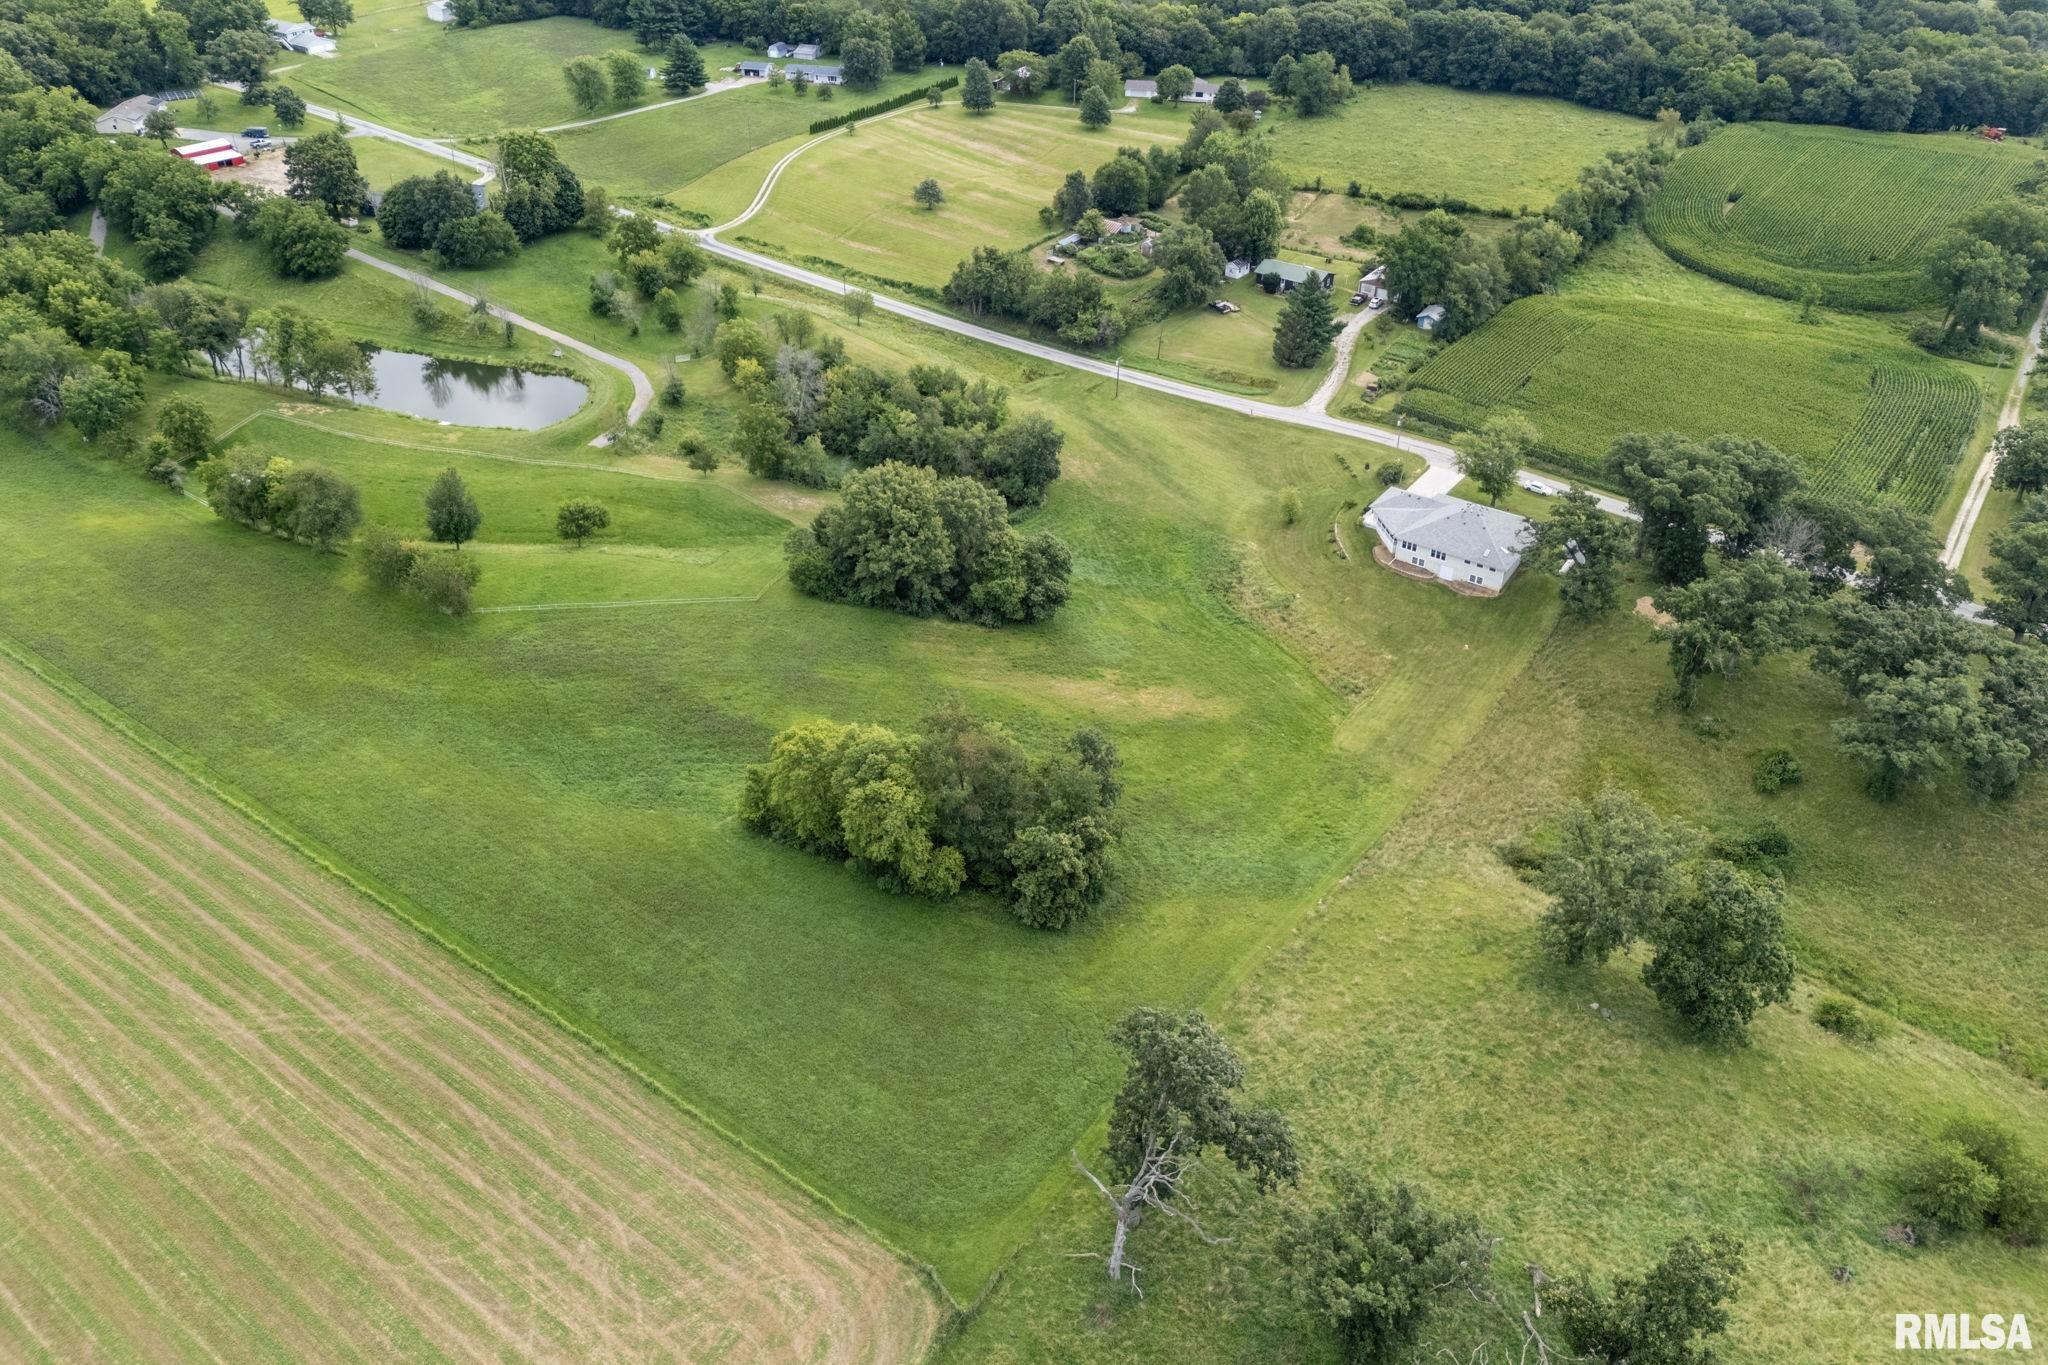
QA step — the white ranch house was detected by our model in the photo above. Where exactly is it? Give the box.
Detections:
[1364,486,1533,595]
[1124,77,1220,103]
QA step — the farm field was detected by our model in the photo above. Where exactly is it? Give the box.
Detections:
[940,558,2048,1363]
[285,10,735,137]
[1644,122,2036,309]
[1265,84,1650,212]
[0,648,939,1362]
[0,272,1563,1301]
[550,67,941,204]
[732,104,1184,291]
[1396,230,1996,509]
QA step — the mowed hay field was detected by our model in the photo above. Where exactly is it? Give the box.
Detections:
[1266,84,1649,211]
[287,10,689,136]
[1645,122,2036,309]
[552,68,941,204]
[0,650,938,1362]
[734,105,1183,290]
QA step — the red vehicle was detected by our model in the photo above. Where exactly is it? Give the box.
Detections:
[1980,125,2008,141]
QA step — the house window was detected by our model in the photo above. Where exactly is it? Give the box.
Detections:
[1468,575,1484,585]
[1429,549,1446,561]
[1400,540,1417,551]
[1412,557,1428,568]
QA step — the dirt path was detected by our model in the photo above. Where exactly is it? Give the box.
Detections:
[1303,305,1375,416]
[1943,290,2048,569]
[0,649,941,1364]
[539,76,757,133]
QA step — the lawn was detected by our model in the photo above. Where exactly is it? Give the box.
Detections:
[1395,229,1998,509]
[1265,83,1651,213]
[0,272,1562,1302]
[1644,122,2036,310]
[286,10,690,136]
[0,649,939,1362]
[550,67,941,204]
[1108,270,1338,403]
[938,551,2048,1364]
[731,103,1184,292]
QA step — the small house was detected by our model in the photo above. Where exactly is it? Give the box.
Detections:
[737,60,774,77]
[766,42,795,58]
[791,43,822,60]
[266,19,336,55]
[784,63,843,85]
[1363,486,1533,595]
[1253,258,1334,293]
[95,94,163,136]
[1223,258,1252,281]
[1123,78,1220,103]
[1415,303,1447,332]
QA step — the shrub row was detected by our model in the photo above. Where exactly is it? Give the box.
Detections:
[807,77,957,134]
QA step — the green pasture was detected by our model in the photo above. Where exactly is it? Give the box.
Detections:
[939,542,2048,1364]
[1396,230,1996,508]
[1645,122,2035,310]
[0,268,1566,1298]
[733,104,1182,291]
[287,11,692,136]
[1265,83,1650,213]
[550,68,940,204]
[1109,271,1340,402]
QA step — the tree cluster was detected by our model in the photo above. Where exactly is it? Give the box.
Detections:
[283,130,368,219]
[1382,144,1668,340]
[589,212,707,327]
[944,244,1127,348]
[488,129,585,244]
[198,448,364,550]
[740,707,1122,924]
[784,459,1071,625]
[1904,1117,2048,1244]
[1927,199,2048,345]
[724,322,1065,504]
[380,171,520,268]
[359,525,486,615]
[244,194,352,279]
[245,305,376,398]
[1536,787,1794,1045]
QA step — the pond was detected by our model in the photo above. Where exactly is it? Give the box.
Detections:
[235,343,589,430]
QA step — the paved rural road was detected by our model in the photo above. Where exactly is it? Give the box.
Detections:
[689,130,1635,516]
[346,249,655,433]
[539,76,757,133]
[1943,291,2048,569]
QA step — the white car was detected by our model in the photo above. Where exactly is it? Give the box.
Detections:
[1519,477,1555,496]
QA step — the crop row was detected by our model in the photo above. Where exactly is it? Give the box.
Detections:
[1813,365,1980,513]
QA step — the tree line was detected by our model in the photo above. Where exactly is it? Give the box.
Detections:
[740,706,1122,925]
[424,0,2048,137]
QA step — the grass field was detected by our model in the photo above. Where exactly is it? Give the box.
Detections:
[1265,84,1650,213]
[0,272,1564,1298]
[550,67,940,204]
[939,554,2048,1364]
[1395,230,1996,509]
[734,104,1183,291]
[286,10,730,136]
[1644,122,2036,310]
[0,648,939,1362]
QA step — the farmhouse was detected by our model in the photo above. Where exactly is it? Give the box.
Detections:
[1363,486,1532,595]
[736,60,774,77]
[785,63,844,85]
[266,18,336,55]
[1124,78,1220,103]
[1254,258,1335,293]
[1415,303,1447,331]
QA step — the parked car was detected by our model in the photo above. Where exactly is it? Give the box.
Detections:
[1350,290,1368,306]
[1519,477,1555,496]
[241,126,268,139]
[247,137,274,151]
[1209,300,1240,314]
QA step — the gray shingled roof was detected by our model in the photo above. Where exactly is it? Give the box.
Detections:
[1366,486,1533,575]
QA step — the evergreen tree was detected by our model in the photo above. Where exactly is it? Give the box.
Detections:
[1079,85,1110,128]
[1271,281,1338,368]
[661,36,706,94]
[962,58,994,112]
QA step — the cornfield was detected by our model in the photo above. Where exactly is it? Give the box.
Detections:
[1644,123,2033,311]
[1815,365,1980,511]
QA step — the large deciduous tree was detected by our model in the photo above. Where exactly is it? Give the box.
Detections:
[1078,1007,1297,1290]
[1553,1235,1746,1365]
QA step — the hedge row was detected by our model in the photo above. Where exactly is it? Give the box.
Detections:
[809,77,958,134]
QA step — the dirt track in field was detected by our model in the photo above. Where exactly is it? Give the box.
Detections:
[0,651,940,1363]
